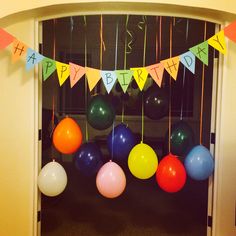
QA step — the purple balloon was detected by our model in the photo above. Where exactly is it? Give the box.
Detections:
[107,123,137,161]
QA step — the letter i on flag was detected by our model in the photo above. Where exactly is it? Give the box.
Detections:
[42,57,56,81]
[12,39,28,62]
[26,48,44,70]
[0,28,15,49]
[101,70,117,93]
[116,70,133,93]
[56,61,70,86]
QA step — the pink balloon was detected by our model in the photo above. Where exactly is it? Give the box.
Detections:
[96,161,126,198]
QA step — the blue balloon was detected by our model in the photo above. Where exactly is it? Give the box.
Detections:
[184,145,214,180]
[107,123,137,161]
[74,142,103,177]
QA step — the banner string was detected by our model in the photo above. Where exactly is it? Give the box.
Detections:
[180,19,189,120]
[84,16,89,142]
[199,21,207,145]
[168,17,173,154]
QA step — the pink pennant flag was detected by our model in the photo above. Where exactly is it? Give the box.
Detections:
[224,20,236,43]
[146,63,164,87]
[69,62,86,88]
[0,28,15,49]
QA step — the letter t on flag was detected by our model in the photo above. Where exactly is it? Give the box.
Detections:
[0,28,15,49]
[146,63,164,87]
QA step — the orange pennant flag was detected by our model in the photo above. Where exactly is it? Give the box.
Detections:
[56,61,70,86]
[224,20,236,43]
[69,62,86,88]
[0,28,15,49]
[146,63,164,87]
[161,56,180,81]
[85,67,101,91]
[12,39,27,62]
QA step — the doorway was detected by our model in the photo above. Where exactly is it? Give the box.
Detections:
[40,15,217,236]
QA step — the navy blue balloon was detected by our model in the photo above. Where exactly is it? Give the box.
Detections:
[184,145,214,180]
[74,142,103,177]
[107,123,136,161]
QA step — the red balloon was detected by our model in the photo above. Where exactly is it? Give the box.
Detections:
[156,153,186,193]
[53,117,82,154]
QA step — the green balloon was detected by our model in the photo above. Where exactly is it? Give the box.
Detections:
[87,95,115,130]
[165,121,195,158]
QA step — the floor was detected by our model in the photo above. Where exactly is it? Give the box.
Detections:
[41,160,207,236]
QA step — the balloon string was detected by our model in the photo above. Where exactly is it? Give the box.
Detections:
[111,121,115,161]
[199,21,207,145]
[84,16,89,142]
[121,101,124,123]
[180,19,189,120]
[168,17,173,153]
[115,21,119,70]
[141,94,144,143]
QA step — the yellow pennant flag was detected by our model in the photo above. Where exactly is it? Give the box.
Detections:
[130,67,148,91]
[161,56,180,81]
[12,39,28,62]
[56,61,70,86]
[208,30,226,54]
[85,67,101,91]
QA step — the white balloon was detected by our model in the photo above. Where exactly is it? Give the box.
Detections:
[38,161,67,197]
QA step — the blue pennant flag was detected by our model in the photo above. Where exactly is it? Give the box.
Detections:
[26,48,44,70]
[101,70,117,93]
[180,51,196,74]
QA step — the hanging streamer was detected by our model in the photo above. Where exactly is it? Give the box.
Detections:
[199,21,207,144]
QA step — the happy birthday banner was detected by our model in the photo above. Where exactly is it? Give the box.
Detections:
[1,20,236,93]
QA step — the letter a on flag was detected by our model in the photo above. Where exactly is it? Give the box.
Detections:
[130,67,148,91]
[42,57,56,81]
[180,51,196,74]
[26,48,44,70]
[208,31,226,54]
[56,61,70,86]
[189,41,208,66]
[0,28,15,49]
[146,63,164,87]
[69,62,86,88]
[85,67,101,91]
[161,56,180,81]
[101,70,117,94]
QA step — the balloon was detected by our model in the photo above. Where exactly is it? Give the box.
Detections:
[87,95,115,130]
[53,117,82,154]
[184,145,214,180]
[156,153,186,193]
[38,161,67,197]
[96,161,126,198]
[165,120,195,157]
[107,123,137,161]
[144,85,169,120]
[74,142,103,176]
[128,142,158,179]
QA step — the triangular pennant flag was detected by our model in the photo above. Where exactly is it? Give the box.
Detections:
[42,57,56,81]
[26,48,44,70]
[208,31,226,54]
[130,67,148,91]
[56,61,70,86]
[189,41,208,66]
[101,70,117,94]
[161,56,180,80]
[116,70,133,93]
[146,63,164,87]
[180,51,196,74]
[224,20,236,43]
[12,39,28,62]
[69,62,86,88]
[0,28,15,49]
[85,67,101,91]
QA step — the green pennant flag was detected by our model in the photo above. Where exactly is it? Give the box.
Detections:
[115,70,133,93]
[42,57,56,81]
[189,41,209,66]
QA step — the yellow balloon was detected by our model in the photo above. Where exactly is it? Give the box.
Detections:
[128,142,158,179]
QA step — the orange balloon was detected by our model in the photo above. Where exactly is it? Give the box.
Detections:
[53,117,82,154]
